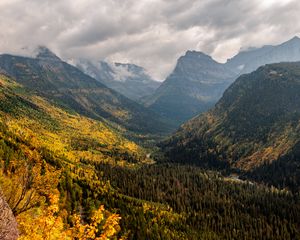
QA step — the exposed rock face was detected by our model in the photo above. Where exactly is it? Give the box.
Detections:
[0,194,18,240]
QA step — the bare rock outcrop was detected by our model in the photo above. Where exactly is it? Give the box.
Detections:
[0,194,19,240]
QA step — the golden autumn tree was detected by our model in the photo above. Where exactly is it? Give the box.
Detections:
[17,190,70,240]
[71,205,121,240]
[0,153,60,216]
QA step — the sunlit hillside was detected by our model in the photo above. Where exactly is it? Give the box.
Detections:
[0,73,144,239]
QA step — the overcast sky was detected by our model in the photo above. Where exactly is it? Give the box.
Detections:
[0,0,299,80]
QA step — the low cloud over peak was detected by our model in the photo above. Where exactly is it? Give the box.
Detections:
[0,0,299,80]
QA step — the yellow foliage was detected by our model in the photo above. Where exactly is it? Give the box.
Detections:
[71,205,121,240]
[16,183,120,240]
[17,191,71,240]
[0,74,143,239]
[5,92,143,166]
[0,156,60,216]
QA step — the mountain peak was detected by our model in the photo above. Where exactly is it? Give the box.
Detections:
[279,36,300,47]
[289,36,300,41]
[35,46,61,61]
[177,51,215,66]
[184,50,212,60]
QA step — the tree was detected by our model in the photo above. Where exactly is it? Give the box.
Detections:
[71,205,121,240]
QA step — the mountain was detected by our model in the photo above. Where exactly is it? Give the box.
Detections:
[145,37,300,126]
[161,62,300,188]
[144,51,235,124]
[226,36,300,74]
[75,60,160,101]
[0,47,172,135]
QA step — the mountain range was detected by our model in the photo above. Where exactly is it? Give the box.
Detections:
[145,36,300,125]
[19,37,300,129]
[0,47,172,136]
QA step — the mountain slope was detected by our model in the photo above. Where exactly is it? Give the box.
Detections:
[0,73,144,166]
[0,73,143,239]
[75,60,160,101]
[161,62,300,176]
[145,51,235,124]
[0,47,172,135]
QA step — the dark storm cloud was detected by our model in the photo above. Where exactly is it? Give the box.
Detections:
[0,0,299,79]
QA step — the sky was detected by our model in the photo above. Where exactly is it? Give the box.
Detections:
[0,0,299,80]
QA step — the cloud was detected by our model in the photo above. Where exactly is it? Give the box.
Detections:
[0,0,299,80]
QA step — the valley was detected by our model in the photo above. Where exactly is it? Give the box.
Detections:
[0,38,300,239]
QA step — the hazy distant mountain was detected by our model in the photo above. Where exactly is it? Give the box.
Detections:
[75,60,160,101]
[162,62,300,188]
[0,47,172,135]
[225,45,274,74]
[144,51,235,124]
[226,36,300,74]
